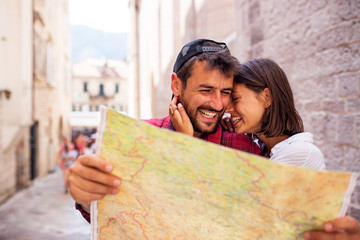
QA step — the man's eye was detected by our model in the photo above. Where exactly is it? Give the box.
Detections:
[200,89,211,93]
[221,91,231,96]
[232,97,239,102]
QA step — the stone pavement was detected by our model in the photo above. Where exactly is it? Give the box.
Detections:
[0,171,91,240]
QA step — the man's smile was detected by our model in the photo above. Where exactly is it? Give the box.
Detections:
[198,109,217,119]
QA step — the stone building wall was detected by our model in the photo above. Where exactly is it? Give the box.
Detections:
[233,0,360,220]
[130,0,360,220]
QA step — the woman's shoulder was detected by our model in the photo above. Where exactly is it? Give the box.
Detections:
[270,132,326,170]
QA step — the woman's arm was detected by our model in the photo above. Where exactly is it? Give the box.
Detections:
[169,95,194,136]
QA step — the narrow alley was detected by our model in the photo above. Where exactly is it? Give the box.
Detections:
[0,171,91,240]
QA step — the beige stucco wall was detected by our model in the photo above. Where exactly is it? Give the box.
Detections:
[33,0,72,176]
[0,0,71,203]
[0,0,33,203]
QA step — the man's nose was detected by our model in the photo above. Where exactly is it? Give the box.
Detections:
[210,92,224,111]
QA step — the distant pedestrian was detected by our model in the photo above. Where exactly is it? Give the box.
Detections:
[58,136,78,193]
[86,132,97,154]
[74,133,91,156]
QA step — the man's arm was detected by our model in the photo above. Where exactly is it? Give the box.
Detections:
[303,216,360,240]
[68,154,121,222]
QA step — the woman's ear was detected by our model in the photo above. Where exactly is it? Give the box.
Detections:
[263,88,272,108]
[171,73,182,97]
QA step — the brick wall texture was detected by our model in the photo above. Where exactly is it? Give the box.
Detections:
[232,0,360,221]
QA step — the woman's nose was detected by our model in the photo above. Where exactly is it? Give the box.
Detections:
[226,101,235,112]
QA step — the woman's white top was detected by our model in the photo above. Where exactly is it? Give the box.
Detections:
[270,132,326,171]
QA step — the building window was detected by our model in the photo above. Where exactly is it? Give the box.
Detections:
[115,84,119,93]
[96,105,99,111]
[99,84,104,96]
[72,104,76,111]
[83,82,88,92]
[89,105,93,112]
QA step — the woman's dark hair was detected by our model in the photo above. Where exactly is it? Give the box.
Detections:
[234,58,303,137]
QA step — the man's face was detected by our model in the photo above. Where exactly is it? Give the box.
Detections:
[178,61,233,137]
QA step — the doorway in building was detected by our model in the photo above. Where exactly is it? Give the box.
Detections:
[30,121,38,180]
[16,140,27,190]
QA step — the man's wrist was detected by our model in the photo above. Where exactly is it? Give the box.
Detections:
[75,202,91,223]
[75,202,91,213]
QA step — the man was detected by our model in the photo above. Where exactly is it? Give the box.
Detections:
[69,39,262,222]
[68,39,360,239]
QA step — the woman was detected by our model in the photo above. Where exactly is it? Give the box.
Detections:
[170,58,325,170]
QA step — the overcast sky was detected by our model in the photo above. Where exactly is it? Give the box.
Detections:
[68,0,129,33]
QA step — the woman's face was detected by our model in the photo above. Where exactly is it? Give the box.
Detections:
[227,83,268,134]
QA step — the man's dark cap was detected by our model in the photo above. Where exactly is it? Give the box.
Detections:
[173,39,229,73]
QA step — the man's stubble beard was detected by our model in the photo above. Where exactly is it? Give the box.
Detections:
[179,93,224,136]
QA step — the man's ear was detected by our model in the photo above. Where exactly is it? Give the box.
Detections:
[171,73,182,97]
[263,88,272,108]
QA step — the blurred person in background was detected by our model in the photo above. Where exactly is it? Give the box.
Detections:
[73,133,87,156]
[58,136,78,193]
[86,132,97,155]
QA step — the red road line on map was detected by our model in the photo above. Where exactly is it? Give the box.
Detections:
[105,126,123,149]
[235,152,312,227]
[99,195,150,239]
[106,126,151,182]
[105,129,148,182]
[99,132,151,238]
[99,217,116,234]
[130,196,150,239]
[235,152,265,196]
[133,214,149,239]
[99,210,147,238]
[235,153,283,218]
[130,154,147,182]
[119,136,150,182]
[135,195,150,218]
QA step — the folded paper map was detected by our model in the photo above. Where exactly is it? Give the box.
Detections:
[91,107,357,240]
